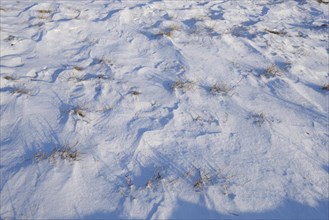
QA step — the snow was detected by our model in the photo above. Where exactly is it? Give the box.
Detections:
[0,0,328,219]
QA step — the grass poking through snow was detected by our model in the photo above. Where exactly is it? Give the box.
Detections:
[34,142,80,164]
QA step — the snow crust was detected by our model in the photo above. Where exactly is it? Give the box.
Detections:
[1,0,328,219]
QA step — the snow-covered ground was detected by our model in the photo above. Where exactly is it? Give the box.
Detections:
[0,0,328,219]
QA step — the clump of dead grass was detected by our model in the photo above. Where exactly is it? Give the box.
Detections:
[157,25,181,38]
[262,64,281,78]
[49,145,79,162]
[321,84,329,91]
[171,79,194,91]
[10,86,31,96]
[145,171,163,189]
[3,75,16,81]
[209,83,231,95]
[70,105,87,118]
[34,142,80,163]
[265,29,285,36]
[193,169,211,191]
[248,112,268,127]
[36,9,52,19]
[131,90,141,96]
[37,9,52,14]
[316,0,329,4]
[73,66,83,71]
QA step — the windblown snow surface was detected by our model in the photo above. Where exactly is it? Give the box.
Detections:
[0,0,328,219]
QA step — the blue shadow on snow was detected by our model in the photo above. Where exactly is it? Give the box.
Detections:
[81,199,329,219]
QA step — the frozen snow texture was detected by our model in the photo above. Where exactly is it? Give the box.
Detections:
[0,0,328,219]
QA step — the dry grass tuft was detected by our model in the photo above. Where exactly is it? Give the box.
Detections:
[68,105,88,118]
[210,83,231,95]
[73,66,83,71]
[316,0,329,4]
[72,108,86,118]
[321,84,329,91]
[249,112,266,126]
[131,91,141,96]
[145,171,163,189]
[171,79,194,91]
[11,86,30,95]
[49,146,79,162]
[3,75,16,81]
[37,9,52,14]
[193,172,210,191]
[37,9,52,19]
[262,64,281,78]
[34,142,80,163]
[158,25,181,38]
[265,29,285,36]
[4,35,17,42]
[33,151,47,162]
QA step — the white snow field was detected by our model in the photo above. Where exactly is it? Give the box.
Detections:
[0,0,328,219]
